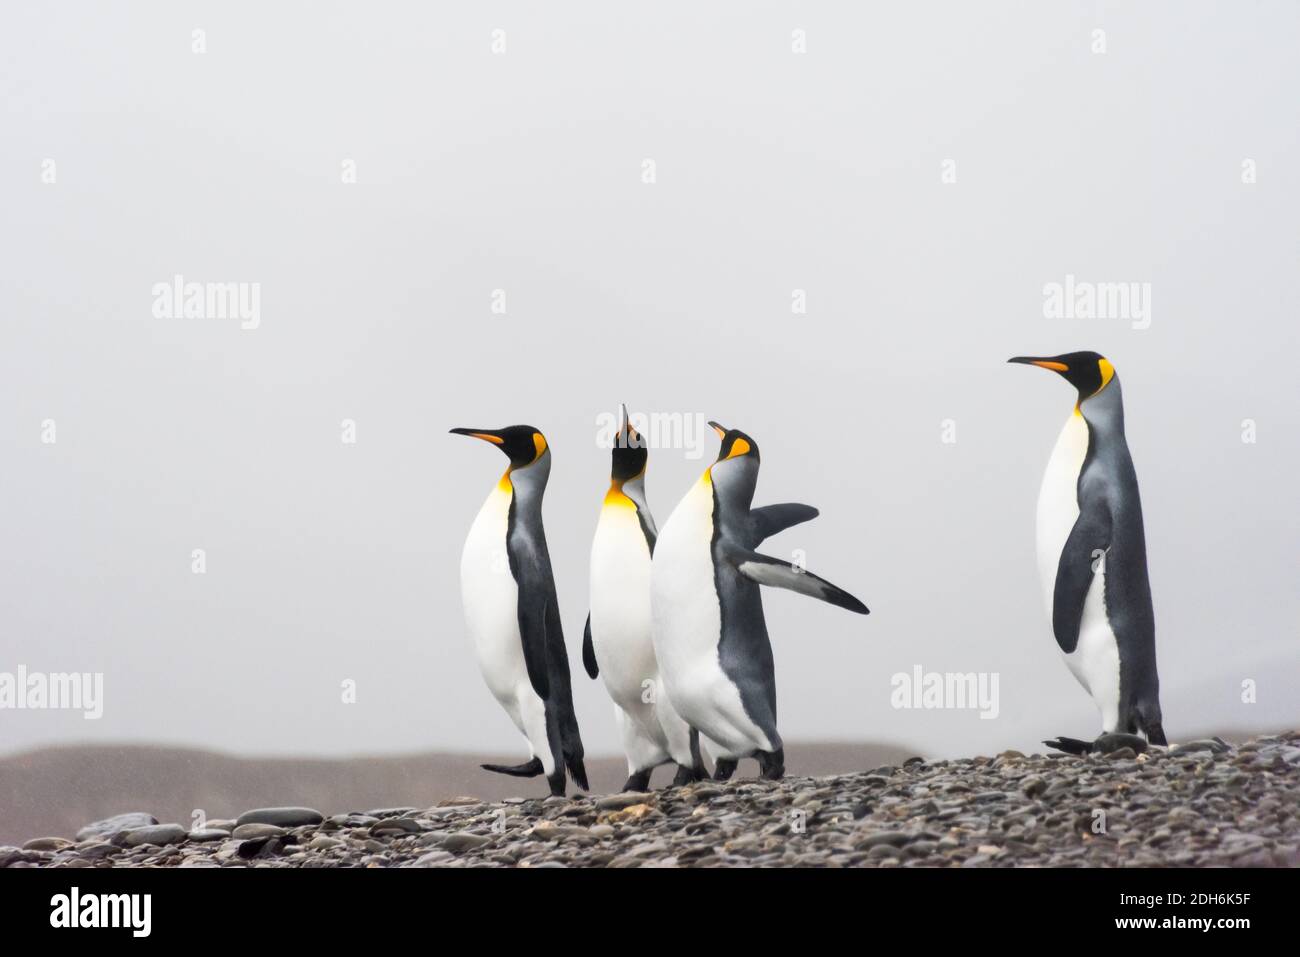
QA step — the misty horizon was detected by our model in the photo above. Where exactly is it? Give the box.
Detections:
[2,2,1297,765]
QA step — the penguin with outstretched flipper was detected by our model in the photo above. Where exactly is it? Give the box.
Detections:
[651,422,869,781]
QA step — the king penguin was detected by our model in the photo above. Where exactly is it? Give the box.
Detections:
[451,424,589,796]
[582,404,702,790]
[1008,352,1166,754]
[651,422,870,781]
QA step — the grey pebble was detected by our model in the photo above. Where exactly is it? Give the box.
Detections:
[120,824,188,847]
[22,837,71,851]
[855,831,911,849]
[235,807,324,828]
[370,818,424,836]
[410,850,455,866]
[595,792,654,811]
[441,833,492,853]
[187,829,231,842]
[231,823,286,840]
[76,813,158,842]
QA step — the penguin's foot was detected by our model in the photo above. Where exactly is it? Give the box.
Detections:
[713,759,738,782]
[1045,732,1151,756]
[546,770,566,797]
[758,747,785,781]
[622,769,653,792]
[670,763,710,788]
[1043,736,1096,755]
[1094,732,1149,755]
[481,756,545,777]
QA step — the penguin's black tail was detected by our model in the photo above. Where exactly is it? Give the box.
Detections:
[555,683,589,790]
[481,757,545,778]
[565,748,590,791]
[1136,700,1167,747]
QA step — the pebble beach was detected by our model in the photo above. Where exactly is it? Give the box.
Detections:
[7,732,1297,869]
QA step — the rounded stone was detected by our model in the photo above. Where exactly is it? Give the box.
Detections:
[369,818,423,836]
[187,829,231,842]
[121,824,188,847]
[22,837,71,852]
[595,792,655,811]
[231,823,286,840]
[441,833,492,853]
[235,807,324,828]
[76,813,159,842]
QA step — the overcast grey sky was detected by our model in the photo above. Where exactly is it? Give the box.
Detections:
[2,2,1296,762]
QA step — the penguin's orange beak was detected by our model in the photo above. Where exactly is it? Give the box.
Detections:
[1007,356,1069,372]
[449,428,505,444]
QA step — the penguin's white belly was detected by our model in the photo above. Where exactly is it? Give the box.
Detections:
[652,479,770,757]
[592,503,695,769]
[1070,563,1121,731]
[459,484,547,754]
[1035,412,1121,732]
[1035,412,1088,605]
[590,506,660,714]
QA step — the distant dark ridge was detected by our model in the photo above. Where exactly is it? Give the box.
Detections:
[0,741,916,845]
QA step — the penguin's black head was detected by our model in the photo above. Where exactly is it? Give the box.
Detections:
[1008,351,1116,398]
[708,421,761,465]
[706,421,760,510]
[610,404,648,484]
[449,425,548,469]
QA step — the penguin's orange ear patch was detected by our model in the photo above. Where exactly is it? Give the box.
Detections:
[727,437,751,459]
[1097,358,1115,391]
[532,432,547,459]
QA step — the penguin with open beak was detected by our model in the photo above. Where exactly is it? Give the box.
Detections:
[1008,352,1166,754]
[583,405,704,790]
[450,425,589,795]
[650,421,869,781]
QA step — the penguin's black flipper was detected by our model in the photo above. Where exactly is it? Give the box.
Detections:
[515,592,553,701]
[1051,506,1113,653]
[582,613,599,679]
[727,545,869,615]
[745,503,819,546]
[1043,737,1095,755]
[481,757,545,777]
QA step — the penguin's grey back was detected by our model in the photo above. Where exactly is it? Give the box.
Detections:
[1078,378,1158,711]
